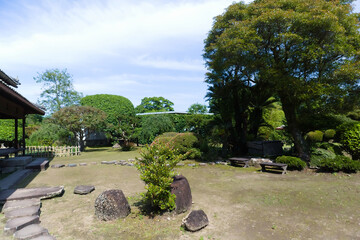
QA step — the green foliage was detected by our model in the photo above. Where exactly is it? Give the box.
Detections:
[323,129,336,140]
[28,122,73,146]
[310,148,336,168]
[340,123,360,159]
[34,69,83,115]
[52,106,107,150]
[318,155,360,173]
[0,119,23,142]
[135,97,174,113]
[347,109,360,121]
[138,115,175,144]
[135,144,182,212]
[275,156,306,171]
[306,131,324,143]
[153,132,201,159]
[81,94,135,126]
[204,0,360,159]
[187,103,208,114]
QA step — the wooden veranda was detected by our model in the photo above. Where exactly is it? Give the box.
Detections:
[0,69,45,157]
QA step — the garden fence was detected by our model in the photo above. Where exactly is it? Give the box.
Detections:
[25,146,80,158]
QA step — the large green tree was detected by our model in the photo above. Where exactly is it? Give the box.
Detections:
[135,97,174,113]
[80,94,135,142]
[52,106,107,151]
[204,0,360,161]
[35,69,83,115]
[187,103,208,114]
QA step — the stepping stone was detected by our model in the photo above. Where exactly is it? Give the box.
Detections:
[199,163,207,166]
[74,185,95,195]
[79,163,87,166]
[67,164,77,167]
[187,164,196,167]
[31,235,57,240]
[3,198,41,213]
[0,186,64,203]
[90,162,97,165]
[4,215,40,235]
[0,170,33,191]
[26,158,49,171]
[13,224,49,240]
[101,161,117,165]
[51,164,65,168]
[5,205,40,219]
[176,163,185,166]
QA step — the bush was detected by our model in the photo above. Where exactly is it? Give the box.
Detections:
[339,123,360,159]
[323,129,336,140]
[139,115,175,144]
[310,148,336,168]
[318,155,360,173]
[306,130,324,142]
[152,132,201,159]
[275,155,306,171]
[28,122,73,146]
[135,144,182,213]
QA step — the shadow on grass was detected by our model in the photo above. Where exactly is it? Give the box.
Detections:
[132,198,173,219]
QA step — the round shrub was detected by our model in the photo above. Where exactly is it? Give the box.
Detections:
[81,94,135,126]
[323,129,336,140]
[318,155,360,173]
[310,148,336,168]
[340,123,360,160]
[152,132,201,159]
[306,130,324,142]
[275,155,306,171]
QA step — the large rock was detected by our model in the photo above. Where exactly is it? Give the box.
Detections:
[182,210,209,232]
[171,175,192,214]
[95,189,131,221]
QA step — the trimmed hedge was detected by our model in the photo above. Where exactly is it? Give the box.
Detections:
[306,130,324,142]
[275,155,306,171]
[152,132,201,159]
[318,155,360,173]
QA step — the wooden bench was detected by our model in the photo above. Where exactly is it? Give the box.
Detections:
[229,157,251,168]
[260,162,287,175]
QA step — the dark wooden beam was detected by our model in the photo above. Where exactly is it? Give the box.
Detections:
[22,117,26,155]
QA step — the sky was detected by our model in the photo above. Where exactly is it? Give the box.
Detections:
[1,0,360,113]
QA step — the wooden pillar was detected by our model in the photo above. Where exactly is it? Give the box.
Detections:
[22,117,26,155]
[15,118,18,156]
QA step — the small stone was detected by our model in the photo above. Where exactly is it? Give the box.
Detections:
[101,161,117,165]
[13,224,49,240]
[74,185,95,195]
[31,235,57,240]
[112,143,121,148]
[95,189,131,221]
[79,163,87,166]
[51,164,65,168]
[127,163,134,166]
[176,163,185,166]
[187,164,196,167]
[90,162,97,165]
[67,164,77,167]
[128,159,135,162]
[220,162,227,165]
[182,210,209,232]
[209,162,215,165]
[199,163,207,166]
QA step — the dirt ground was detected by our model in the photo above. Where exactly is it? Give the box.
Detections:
[1,147,359,240]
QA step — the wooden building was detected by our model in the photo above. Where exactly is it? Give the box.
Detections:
[0,69,45,155]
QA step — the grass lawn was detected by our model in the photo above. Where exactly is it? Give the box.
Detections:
[1,147,359,240]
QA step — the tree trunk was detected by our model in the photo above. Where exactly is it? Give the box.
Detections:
[281,99,310,162]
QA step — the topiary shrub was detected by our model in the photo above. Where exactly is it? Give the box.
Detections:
[310,148,336,168]
[318,155,360,173]
[135,144,182,213]
[323,129,336,140]
[306,130,324,142]
[152,132,201,159]
[275,155,306,171]
[340,123,360,160]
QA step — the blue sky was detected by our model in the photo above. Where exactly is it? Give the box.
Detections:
[0,0,360,113]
